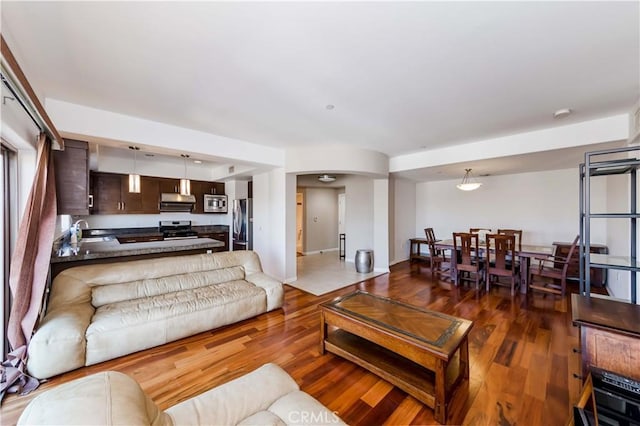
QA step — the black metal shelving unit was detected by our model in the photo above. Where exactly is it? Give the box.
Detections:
[579,146,639,303]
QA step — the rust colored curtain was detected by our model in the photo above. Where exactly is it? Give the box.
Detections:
[2,133,56,399]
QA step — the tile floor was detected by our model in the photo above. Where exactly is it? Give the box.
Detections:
[286,251,384,296]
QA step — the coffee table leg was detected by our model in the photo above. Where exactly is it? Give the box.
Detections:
[435,359,447,424]
[319,311,326,355]
[461,337,469,380]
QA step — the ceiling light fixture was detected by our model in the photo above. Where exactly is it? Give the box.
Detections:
[456,168,482,191]
[193,160,202,164]
[128,146,141,193]
[180,154,191,195]
[553,108,572,119]
[318,174,336,183]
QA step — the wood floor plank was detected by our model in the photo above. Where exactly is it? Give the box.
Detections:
[0,261,587,425]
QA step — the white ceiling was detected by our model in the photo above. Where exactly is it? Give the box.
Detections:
[1,1,639,174]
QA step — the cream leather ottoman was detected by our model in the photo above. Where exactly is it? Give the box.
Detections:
[18,363,345,425]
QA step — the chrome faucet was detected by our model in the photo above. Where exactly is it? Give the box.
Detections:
[73,220,90,242]
[74,219,89,230]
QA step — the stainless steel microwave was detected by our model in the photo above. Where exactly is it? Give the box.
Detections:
[204,194,227,213]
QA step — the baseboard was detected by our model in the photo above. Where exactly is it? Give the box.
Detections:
[302,247,339,256]
[285,276,297,283]
[389,257,409,266]
[374,267,390,274]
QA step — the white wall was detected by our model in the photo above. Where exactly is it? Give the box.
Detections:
[47,99,284,167]
[373,178,389,272]
[344,175,374,262]
[302,187,339,254]
[605,173,632,299]
[78,212,229,229]
[252,168,295,282]
[287,145,388,177]
[415,168,607,246]
[390,176,416,264]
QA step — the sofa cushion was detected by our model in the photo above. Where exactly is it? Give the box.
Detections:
[27,303,94,379]
[91,266,246,307]
[238,411,286,426]
[268,390,344,425]
[17,371,172,426]
[86,280,266,365]
[165,363,299,425]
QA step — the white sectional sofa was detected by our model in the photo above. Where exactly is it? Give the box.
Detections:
[28,251,283,379]
[18,363,346,425]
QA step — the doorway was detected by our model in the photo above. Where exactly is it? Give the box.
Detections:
[296,192,303,256]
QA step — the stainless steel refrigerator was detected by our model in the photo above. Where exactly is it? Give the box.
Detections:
[232,198,252,250]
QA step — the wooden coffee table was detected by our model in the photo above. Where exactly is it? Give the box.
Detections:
[319,291,473,424]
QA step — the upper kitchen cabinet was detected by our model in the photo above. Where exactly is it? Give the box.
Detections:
[158,178,182,194]
[191,180,226,213]
[54,139,90,215]
[91,171,159,214]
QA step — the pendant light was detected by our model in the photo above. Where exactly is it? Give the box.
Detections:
[128,146,141,193]
[180,154,191,195]
[456,168,482,191]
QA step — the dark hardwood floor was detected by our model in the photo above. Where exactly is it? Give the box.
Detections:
[1,261,585,425]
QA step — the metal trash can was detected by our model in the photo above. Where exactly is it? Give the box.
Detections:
[355,249,374,273]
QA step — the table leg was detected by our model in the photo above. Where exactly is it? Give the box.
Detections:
[520,256,530,294]
[460,338,469,380]
[434,358,447,424]
[319,311,326,354]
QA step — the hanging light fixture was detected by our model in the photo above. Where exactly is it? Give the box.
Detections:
[128,146,141,193]
[180,154,191,195]
[456,168,482,191]
[318,174,336,183]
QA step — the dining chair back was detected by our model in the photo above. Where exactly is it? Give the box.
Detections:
[485,233,518,295]
[424,228,450,280]
[453,232,483,289]
[529,235,579,296]
[470,228,492,234]
[497,229,523,252]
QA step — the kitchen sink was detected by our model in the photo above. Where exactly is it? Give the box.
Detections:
[80,236,114,243]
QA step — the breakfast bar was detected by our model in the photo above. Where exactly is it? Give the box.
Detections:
[50,231,225,278]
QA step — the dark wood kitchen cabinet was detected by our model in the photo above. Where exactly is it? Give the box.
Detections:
[190,180,226,213]
[54,139,90,215]
[91,172,159,214]
[158,178,181,194]
[198,231,229,251]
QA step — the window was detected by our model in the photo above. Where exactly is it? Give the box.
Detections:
[1,141,17,359]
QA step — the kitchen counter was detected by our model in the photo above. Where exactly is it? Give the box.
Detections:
[192,225,230,233]
[52,237,225,263]
[50,225,230,279]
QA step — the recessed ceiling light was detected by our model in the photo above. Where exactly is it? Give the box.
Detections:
[193,160,202,164]
[553,108,572,119]
[326,104,335,110]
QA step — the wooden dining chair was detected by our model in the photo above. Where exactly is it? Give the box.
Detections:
[424,228,450,280]
[452,232,483,289]
[469,228,492,234]
[529,235,579,296]
[497,229,522,252]
[485,233,518,295]
[497,229,523,270]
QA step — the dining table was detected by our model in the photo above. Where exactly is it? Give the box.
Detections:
[434,239,555,293]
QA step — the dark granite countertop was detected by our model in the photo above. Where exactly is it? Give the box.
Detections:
[52,226,229,264]
[52,237,224,263]
[192,225,230,233]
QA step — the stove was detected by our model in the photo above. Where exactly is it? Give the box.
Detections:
[159,220,198,240]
